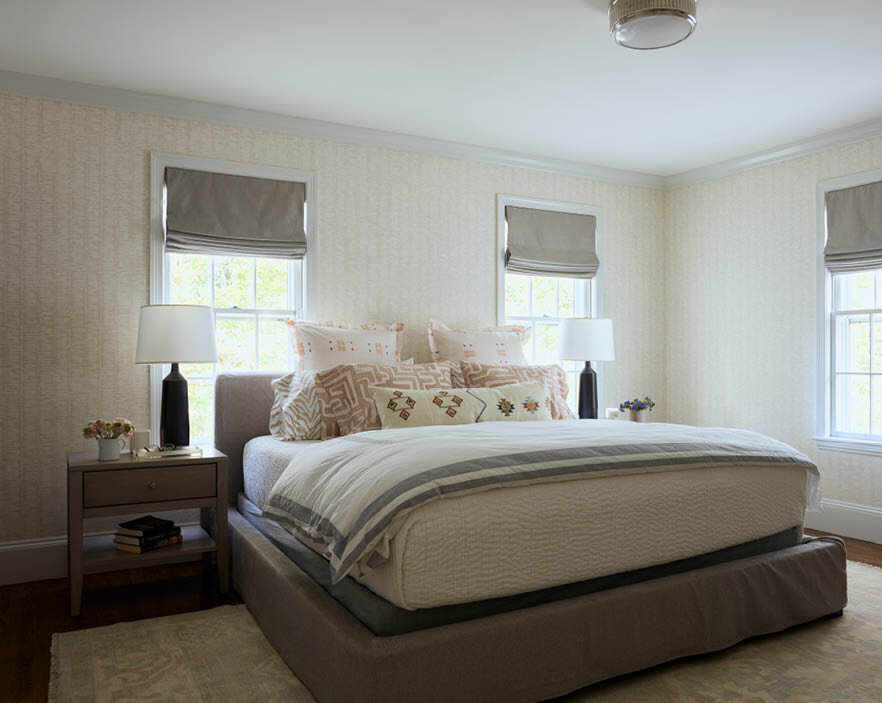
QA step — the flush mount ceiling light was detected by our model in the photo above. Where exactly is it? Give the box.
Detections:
[609,0,697,50]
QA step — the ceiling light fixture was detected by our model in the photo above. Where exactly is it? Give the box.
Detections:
[609,0,697,50]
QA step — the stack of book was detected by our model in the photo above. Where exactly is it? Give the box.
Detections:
[114,515,183,554]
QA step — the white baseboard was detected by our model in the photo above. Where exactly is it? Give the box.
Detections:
[0,522,200,587]
[805,499,882,545]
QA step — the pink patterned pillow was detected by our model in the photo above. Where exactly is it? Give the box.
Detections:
[314,361,456,439]
[286,320,405,371]
[459,362,574,420]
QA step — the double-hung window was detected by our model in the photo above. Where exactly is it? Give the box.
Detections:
[817,170,882,452]
[498,196,601,413]
[150,154,315,447]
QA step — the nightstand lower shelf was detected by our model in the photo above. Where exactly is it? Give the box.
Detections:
[83,524,217,575]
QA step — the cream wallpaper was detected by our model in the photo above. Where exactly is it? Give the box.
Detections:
[665,136,882,510]
[0,93,666,543]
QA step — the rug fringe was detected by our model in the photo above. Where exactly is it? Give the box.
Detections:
[47,633,59,703]
[850,559,882,572]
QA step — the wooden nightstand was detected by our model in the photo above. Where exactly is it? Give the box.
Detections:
[66,448,229,616]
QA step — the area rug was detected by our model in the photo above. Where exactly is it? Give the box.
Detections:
[50,561,882,702]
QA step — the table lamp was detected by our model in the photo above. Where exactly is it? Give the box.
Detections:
[558,318,615,420]
[135,304,217,447]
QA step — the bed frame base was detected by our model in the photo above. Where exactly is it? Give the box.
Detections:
[229,509,847,703]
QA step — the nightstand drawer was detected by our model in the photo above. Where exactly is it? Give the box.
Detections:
[83,465,216,507]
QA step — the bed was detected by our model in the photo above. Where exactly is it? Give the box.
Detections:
[216,372,848,703]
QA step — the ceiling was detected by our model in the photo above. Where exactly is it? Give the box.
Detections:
[1,0,881,176]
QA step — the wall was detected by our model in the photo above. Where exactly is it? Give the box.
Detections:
[665,136,882,511]
[0,92,666,544]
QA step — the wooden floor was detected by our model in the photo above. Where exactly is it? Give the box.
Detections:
[1,532,879,703]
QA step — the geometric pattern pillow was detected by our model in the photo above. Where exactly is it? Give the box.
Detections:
[286,320,406,372]
[314,361,456,439]
[269,371,322,441]
[459,361,574,420]
[371,381,552,430]
[426,320,530,376]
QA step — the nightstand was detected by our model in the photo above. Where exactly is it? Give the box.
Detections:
[66,448,229,616]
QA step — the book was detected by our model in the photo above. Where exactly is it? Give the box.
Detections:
[116,515,175,538]
[114,526,181,546]
[114,534,183,554]
[132,445,203,460]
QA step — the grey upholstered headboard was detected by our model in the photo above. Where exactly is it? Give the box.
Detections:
[214,372,278,504]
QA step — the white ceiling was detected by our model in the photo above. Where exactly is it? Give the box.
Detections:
[1,0,881,176]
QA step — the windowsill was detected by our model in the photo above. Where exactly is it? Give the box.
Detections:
[814,435,882,457]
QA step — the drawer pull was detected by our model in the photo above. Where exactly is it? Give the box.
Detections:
[148,481,157,489]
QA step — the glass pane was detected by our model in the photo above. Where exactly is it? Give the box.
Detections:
[258,316,290,371]
[835,374,870,435]
[558,278,575,318]
[187,379,213,445]
[531,277,557,318]
[216,315,256,370]
[504,274,530,317]
[834,271,874,311]
[214,256,254,309]
[874,377,882,436]
[835,314,870,372]
[874,316,882,373]
[534,324,560,365]
[180,362,213,378]
[256,258,289,310]
[168,254,210,305]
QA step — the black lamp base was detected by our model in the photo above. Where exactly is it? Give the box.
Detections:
[160,362,190,447]
[577,361,598,420]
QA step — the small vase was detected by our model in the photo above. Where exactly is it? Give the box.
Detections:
[629,409,647,423]
[97,437,124,461]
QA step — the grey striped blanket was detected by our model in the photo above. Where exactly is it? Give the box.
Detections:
[263,420,819,584]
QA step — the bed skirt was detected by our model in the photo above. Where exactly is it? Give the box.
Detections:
[229,508,847,703]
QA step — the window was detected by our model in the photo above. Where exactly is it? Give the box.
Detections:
[166,253,302,445]
[498,195,600,413]
[503,274,591,412]
[149,153,315,447]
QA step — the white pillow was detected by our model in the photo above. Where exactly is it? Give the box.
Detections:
[269,371,321,440]
[371,381,552,430]
[287,321,405,371]
[427,319,529,367]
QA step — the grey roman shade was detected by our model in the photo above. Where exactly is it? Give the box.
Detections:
[824,180,882,272]
[505,206,598,278]
[165,168,307,259]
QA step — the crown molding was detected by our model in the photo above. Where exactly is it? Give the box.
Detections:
[666,116,882,188]
[0,70,665,189]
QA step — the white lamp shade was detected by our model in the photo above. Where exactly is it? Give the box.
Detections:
[135,305,217,364]
[558,318,615,362]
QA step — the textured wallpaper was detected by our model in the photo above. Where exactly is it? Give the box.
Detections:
[0,93,666,542]
[665,136,882,509]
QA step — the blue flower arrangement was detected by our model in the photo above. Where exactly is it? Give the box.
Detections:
[619,396,656,413]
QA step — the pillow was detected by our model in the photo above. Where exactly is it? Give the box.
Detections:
[287,320,405,371]
[314,361,456,439]
[372,381,552,430]
[427,319,530,367]
[459,361,574,420]
[269,371,321,441]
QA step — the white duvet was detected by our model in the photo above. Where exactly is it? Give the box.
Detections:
[263,420,820,587]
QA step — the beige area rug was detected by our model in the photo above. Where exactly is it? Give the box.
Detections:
[50,562,882,703]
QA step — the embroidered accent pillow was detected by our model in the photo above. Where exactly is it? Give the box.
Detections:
[314,361,456,439]
[371,381,552,430]
[459,361,574,420]
[269,371,322,441]
[287,321,405,372]
[426,320,530,369]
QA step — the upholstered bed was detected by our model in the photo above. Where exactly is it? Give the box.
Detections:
[216,372,848,703]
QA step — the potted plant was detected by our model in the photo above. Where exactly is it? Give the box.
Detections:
[83,418,135,461]
[619,397,655,423]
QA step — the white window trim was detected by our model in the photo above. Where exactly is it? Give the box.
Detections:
[148,152,318,441]
[496,193,603,403]
[814,167,882,456]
